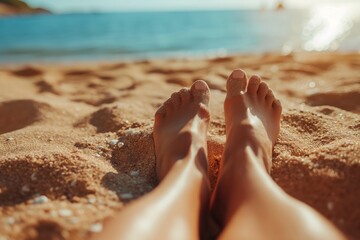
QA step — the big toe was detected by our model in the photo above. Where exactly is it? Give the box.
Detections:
[191,80,210,106]
[226,69,247,98]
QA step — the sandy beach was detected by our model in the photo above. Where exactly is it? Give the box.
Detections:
[0,52,359,239]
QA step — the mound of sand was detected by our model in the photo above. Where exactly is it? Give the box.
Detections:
[0,52,359,239]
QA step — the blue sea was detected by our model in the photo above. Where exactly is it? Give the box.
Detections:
[0,6,359,63]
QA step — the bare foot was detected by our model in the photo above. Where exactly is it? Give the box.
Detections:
[223,69,282,172]
[210,69,282,226]
[153,80,210,180]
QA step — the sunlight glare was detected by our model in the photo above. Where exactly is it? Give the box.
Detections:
[302,4,359,51]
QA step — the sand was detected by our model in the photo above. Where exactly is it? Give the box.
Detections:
[0,52,359,240]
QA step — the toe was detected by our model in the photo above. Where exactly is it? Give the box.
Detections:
[272,99,282,114]
[247,75,261,95]
[226,69,247,97]
[154,103,167,125]
[155,104,166,118]
[171,92,181,109]
[163,98,174,112]
[257,82,269,99]
[190,80,210,106]
[265,90,275,105]
[179,88,191,105]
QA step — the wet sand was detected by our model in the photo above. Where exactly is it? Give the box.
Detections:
[0,52,359,239]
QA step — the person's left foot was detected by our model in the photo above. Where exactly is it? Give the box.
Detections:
[153,80,210,180]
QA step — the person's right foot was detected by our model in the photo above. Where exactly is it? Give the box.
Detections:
[222,69,282,172]
[153,80,210,181]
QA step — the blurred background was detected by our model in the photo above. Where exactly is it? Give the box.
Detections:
[0,0,359,62]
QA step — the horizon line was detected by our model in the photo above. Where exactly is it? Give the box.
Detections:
[42,6,311,14]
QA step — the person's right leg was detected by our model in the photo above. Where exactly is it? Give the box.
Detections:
[92,81,211,240]
[211,69,345,240]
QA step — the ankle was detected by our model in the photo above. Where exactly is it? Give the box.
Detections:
[158,146,210,180]
[223,141,272,174]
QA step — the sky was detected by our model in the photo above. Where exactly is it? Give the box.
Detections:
[26,0,359,13]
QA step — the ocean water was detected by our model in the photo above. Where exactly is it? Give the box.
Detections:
[0,7,359,63]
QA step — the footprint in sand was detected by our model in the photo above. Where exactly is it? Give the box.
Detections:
[11,66,43,77]
[306,90,360,113]
[72,94,118,107]
[209,56,234,64]
[280,64,323,76]
[147,67,196,75]
[0,100,51,134]
[80,105,149,133]
[166,76,192,87]
[60,71,137,106]
[97,74,116,81]
[65,69,95,77]
[65,69,116,82]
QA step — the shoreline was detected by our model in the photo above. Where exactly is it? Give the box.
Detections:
[1,51,360,66]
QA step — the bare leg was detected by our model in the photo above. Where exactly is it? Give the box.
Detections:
[92,81,211,240]
[211,69,346,240]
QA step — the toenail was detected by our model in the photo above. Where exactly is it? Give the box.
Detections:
[195,81,207,90]
[231,69,245,79]
[252,75,260,80]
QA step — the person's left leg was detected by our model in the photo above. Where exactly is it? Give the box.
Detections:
[91,80,211,240]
